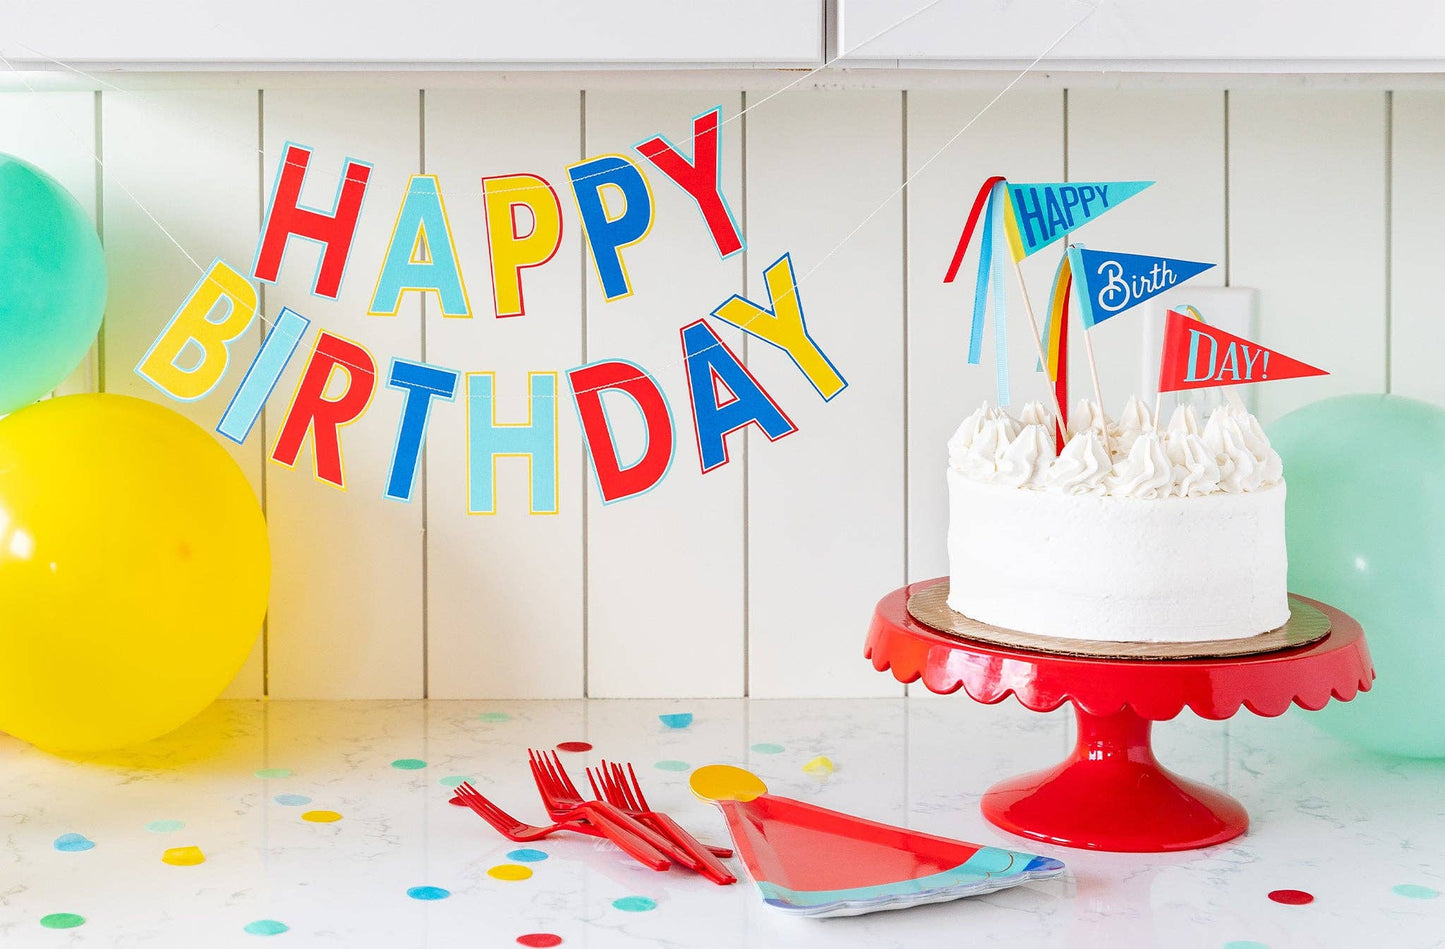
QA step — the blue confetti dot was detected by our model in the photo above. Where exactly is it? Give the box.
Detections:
[507,848,549,863]
[145,820,185,833]
[1222,942,1269,949]
[244,919,290,936]
[751,743,785,755]
[274,794,312,807]
[392,759,427,770]
[1393,884,1440,899]
[612,896,657,912]
[659,713,693,729]
[654,760,690,771]
[53,833,94,852]
[407,885,450,901]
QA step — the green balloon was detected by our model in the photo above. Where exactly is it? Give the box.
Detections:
[0,154,106,415]
[1268,394,1445,758]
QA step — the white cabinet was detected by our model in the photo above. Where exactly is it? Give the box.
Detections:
[838,0,1445,71]
[0,0,823,68]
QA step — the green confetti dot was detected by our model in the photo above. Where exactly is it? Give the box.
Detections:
[750,743,785,755]
[478,712,511,723]
[254,768,292,779]
[1393,883,1440,899]
[438,775,468,788]
[654,760,690,772]
[145,819,185,833]
[1222,942,1268,949]
[40,913,85,929]
[244,919,290,936]
[392,758,427,770]
[612,896,657,912]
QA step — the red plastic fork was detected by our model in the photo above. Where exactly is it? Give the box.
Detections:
[592,761,736,886]
[530,750,702,872]
[452,781,669,871]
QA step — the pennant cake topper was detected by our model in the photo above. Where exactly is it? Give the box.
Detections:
[1067,245,1215,329]
[1158,309,1328,392]
[1003,181,1153,260]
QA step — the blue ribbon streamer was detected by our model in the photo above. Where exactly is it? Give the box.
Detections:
[988,183,1010,405]
[967,193,993,366]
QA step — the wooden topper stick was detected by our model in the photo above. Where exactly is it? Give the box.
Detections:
[1006,255,1068,445]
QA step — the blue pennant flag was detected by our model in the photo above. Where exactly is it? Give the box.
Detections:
[1066,245,1216,329]
[1005,180,1152,258]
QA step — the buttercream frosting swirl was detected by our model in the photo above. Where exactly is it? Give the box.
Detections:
[1042,428,1111,495]
[949,397,1284,499]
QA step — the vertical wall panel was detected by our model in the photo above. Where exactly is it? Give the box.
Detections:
[746,90,904,697]
[1067,89,1226,404]
[0,92,98,394]
[1229,90,1387,423]
[1390,91,1445,407]
[263,89,425,698]
[101,90,266,697]
[905,89,1064,585]
[583,91,747,697]
[423,89,586,698]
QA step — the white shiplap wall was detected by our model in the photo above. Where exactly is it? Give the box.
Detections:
[0,81,1422,699]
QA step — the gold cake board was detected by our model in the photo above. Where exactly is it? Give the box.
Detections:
[906,580,1331,660]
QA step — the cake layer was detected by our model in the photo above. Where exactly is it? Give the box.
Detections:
[946,470,1289,642]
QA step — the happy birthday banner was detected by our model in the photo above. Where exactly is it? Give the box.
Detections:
[135,107,845,510]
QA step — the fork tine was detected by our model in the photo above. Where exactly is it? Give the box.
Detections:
[586,767,606,803]
[612,762,640,811]
[601,762,630,809]
[625,763,652,812]
[549,750,583,799]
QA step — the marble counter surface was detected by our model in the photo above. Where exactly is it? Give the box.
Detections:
[1,696,1441,948]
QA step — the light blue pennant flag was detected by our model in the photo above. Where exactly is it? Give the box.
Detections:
[1067,244,1216,329]
[1006,180,1153,258]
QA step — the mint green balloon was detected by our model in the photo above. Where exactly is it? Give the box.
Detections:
[1268,394,1445,758]
[0,154,106,415]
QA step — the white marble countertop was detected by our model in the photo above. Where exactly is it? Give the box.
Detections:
[1,696,1442,948]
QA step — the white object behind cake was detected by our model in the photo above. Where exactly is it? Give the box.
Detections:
[944,398,1290,643]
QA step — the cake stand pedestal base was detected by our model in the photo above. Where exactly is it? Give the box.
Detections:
[980,706,1247,852]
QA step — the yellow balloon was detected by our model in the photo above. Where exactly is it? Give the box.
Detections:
[0,394,269,752]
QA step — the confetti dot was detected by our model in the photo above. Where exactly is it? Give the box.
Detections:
[244,920,290,936]
[612,896,657,912]
[302,810,343,823]
[40,913,85,930]
[274,794,312,807]
[801,755,835,776]
[478,712,512,723]
[407,886,451,901]
[488,864,533,881]
[254,768,292,779]
[1267,889,1313,905]
[392,758,427,770]
[654,760,690,772]
[750,743,784,755]
[659,713,693,729]
[447,796,468,807]
[146,820,185,833]
[1393,883,1440,899]
[517,935,563,948]
[555,741,592,753]
[53,833,94,852]
[438,775,468,789]
[162,845,206,866]
[506,848,549,863]
[1222,942,1269,949]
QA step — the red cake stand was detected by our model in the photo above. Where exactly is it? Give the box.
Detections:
[865,580,1373,853]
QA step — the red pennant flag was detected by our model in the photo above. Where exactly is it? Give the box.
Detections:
[1158,310,1328,393]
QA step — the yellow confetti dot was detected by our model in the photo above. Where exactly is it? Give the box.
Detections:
[689,764,768,803]
[161,845,206,866]
[802,755,835,777]
[302,810,343,823]
[487,864,533,881]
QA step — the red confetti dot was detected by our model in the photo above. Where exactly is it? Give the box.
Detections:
[555,741,592,753]
[1268,889,1314,905]
[517,935,563,947]
[447,796,467,807]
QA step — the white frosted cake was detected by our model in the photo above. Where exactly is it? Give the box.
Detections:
[945,397,1289,643]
